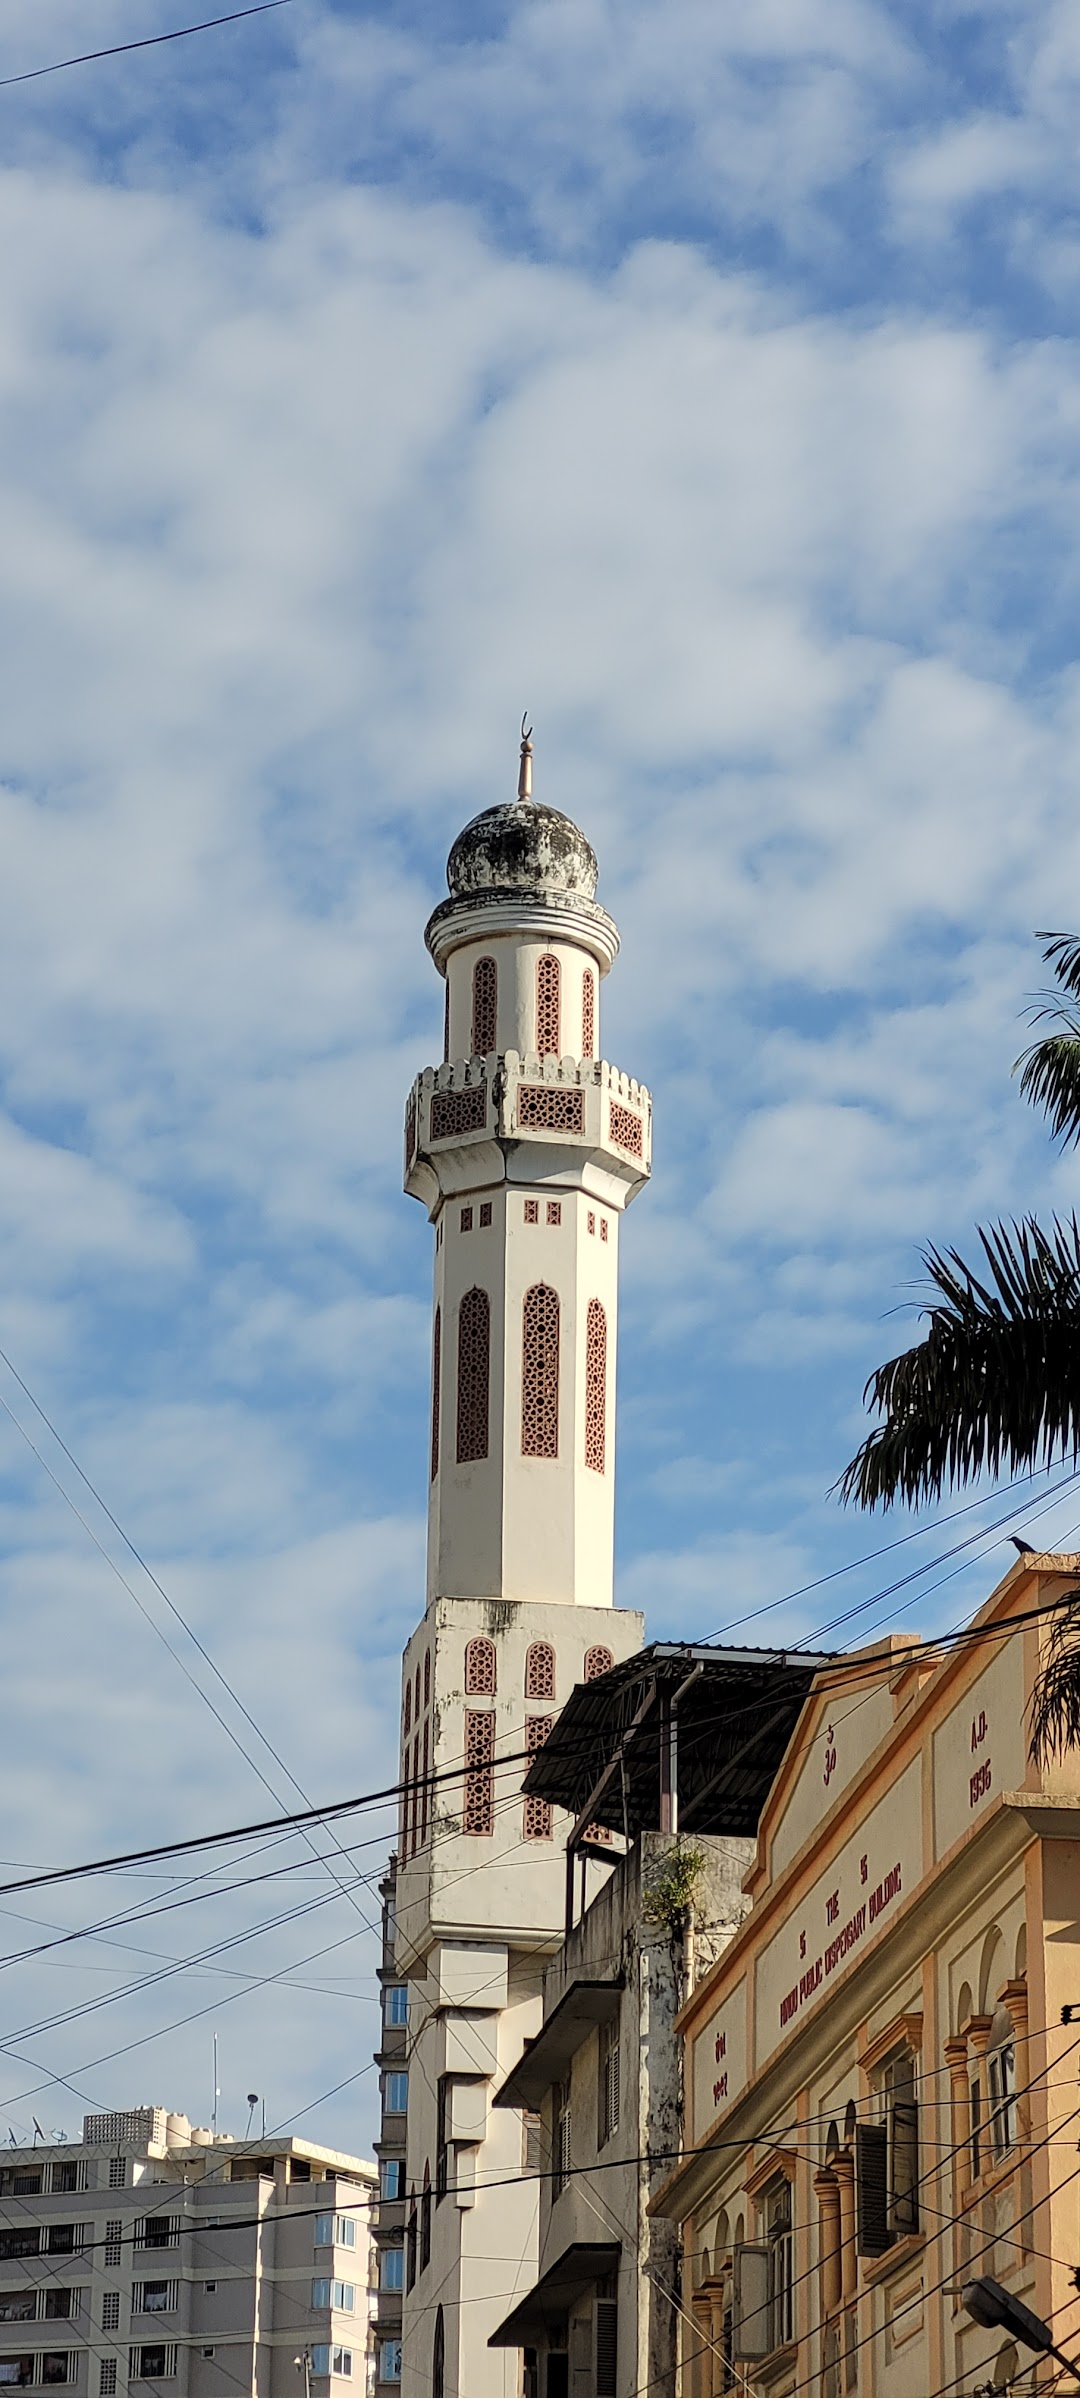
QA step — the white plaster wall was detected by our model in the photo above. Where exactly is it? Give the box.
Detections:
[445,934,604,1065]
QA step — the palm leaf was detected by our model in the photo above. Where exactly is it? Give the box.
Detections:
[838,1215,1080,1509]
[1014,934,1080,1144]
[1028,1599,1080,1767]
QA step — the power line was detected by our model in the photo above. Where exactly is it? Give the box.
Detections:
[0,0,294,91]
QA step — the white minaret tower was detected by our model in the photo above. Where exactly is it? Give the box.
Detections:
[394,731,650,2398]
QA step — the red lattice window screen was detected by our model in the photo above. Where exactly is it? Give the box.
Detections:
[585,1299,607,1474]
[523,1716,553,1840]
[584,1645,614,1682]
[464,1709,495,1835]
[430,1307,441,1482]
[421,1721,429,1846]
[609,1101,643,1157]
[522,1285,560,1458]
[465,1636,497,1697]
[456,1288,490,1464]
[537,955,561,1056]
[525,1642,555,1700]
[424,1650,431,1709]
[518,1084,584,1134]
[472,957,497,1056]
[582,971,595,1059]
[405,1092,417,1176]
[430,1084,487,1141]
[404,1682,412,1735]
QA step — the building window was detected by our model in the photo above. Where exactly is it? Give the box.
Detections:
[608,1102,643,1158]
[43,2297,79,2325]
[599,2014,621,2147]
[537,955,561,1055]
[596,2299,617,2398]
[0,2301,35,2327]
[424,1649,431,1708]
[857,2049,919,2252]
[518,1085,584,1134]
[765,2179,793,2349]
[384,2074,408,2116]
[464,1710,495,1835]
[585,1299,606,1474]
[108,2160,126,2191]
[50,2167,80,2197]
[465,1636,497,1696]
[311,2351,352,2381]
[403,1682,412,1737]
[587,1212,595,1235]
[314,2216,356,2249]
[547,1201,561,1226]
[0,2237,39,2262]
[429,1314,439,1477]
[472,957,497,1056]
[420,2168,431,2272]
[380,2160,402,2201]
[103,2228,122,2271]
[433,2310,444,2398]
[523,1718,553,1840]
[584,1645,614,1683]
[600,1217,608,1242]
[522,2112,542,2173]
[99,2369,116,2397]
[436,2082,449,2204]
[379,2345,401,2385]
[130,2346,176,2380]
[405,2207,417,2294]
[421,1720,430,1847]
[525,1643,555,1700]
[133,2286,175,2317]
[582,971,595,1059]
[460,1206,473,1232]
[989,2041,1017,2159]
[479,1202,492,1227]
[381,2250,403,2293]
[553,2083,572,2198]
[456,1289,490,1465]
[100,2297,119,2335]
[524,1199,539,1224]
[522,1285,559,1458]
[134,2224,175,2255]
[385,1983,408,2028]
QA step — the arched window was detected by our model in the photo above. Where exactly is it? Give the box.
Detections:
[420,1721,430,1846]
[464,1710,495,1834]
[456,1288,490,1464]
[522,1284,559,1457]
[433,2307,444,2398]
[472,956,497,1056]
[414,1664,421,1720]
[537,954,561,1055]
[430,1307,441,1481]
[585,1299,606,1473]
[465,1636,497,1696]
[525,1642,555,1700]
[443,980,450,1063]
[584,1645,614,1682]
[424,1650,431,1709]
[523,1717,553,1841]
[582,969,595,1059]
[403,1682,412,1736]
[420,2164,432,2271]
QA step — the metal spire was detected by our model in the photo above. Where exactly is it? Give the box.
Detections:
[517,715,533,802]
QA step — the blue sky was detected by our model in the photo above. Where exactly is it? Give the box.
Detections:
[0,0,1079,2158]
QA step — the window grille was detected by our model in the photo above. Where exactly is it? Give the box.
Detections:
[547,1201,561,1225]
[430,1307,441,1482]
[582,972,595,1059]
[989,2043,1016,2158]
[432,2310,444,2398]
[421,1722,429,1846]
[464,1710,495,1835]
[518,1085,584,1135]
[403,1681,412,1735]
[404,1094,416,1178]
[553,2083,572,2197]
[608,1102,643,1157]
[524,1199,539,1224]
[133,2222,177,2253]
[133,2286,176,2318]
[472,958,497,1056]
[600,1218,608,1241]
[108,2161,126,2191]
[522,1285,559,1458]
[598,2015,620,2147]
[523,1718,553,1840]
[585,1300,607,1474]
[424,1650,431,1708]
[584,1646,614,1683]
[525,1643,555,1700]
[456,1289,490,1464]
[130,2347,176,2381]
[465,1637,496,1696]
[479,1202,492,1227]
[430,1085,486,1142]
[537,955,561,1054]
[587,1212,595,1235]
[103,2228,122,2271]
[414,1662,421,1719]
[521,2113,542,2173]
[595,2299,617,2398]
[101,2300,120,2335]
[460,1207,473,1231]
[99,2368,116,2397]
[766,2179,793,2348]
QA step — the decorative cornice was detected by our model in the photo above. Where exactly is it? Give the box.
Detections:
[424,888,620,975]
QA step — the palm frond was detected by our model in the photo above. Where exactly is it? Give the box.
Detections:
[1015,1034,1080,1146]
[1028,1593,1080,1766]
[838,1215,1080,1509]
[1035,931,1080,1002]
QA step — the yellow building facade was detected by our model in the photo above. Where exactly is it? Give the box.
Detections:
[654,1554,1080,2397]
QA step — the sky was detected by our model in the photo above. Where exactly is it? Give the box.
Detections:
[0,0,1078,2159]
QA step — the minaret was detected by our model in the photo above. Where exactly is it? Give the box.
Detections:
[394,735,650,2398]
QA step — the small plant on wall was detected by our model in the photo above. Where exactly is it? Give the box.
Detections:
[642,1841,707,1937]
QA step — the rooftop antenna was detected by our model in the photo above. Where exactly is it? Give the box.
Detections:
[245,2094,258,2141]
[31,2120,43,2147]
[517,716,533,803]
[212,2034,220,2138]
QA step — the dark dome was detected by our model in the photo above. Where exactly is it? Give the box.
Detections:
[447,801,598,901]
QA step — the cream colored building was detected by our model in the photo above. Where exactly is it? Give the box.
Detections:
[0,2108,376,2398]
[389,737,649,2398]
[654,1555,1080,2398]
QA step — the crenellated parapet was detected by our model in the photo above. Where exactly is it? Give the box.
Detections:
[403,1050,652,1213]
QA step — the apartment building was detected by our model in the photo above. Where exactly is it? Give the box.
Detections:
[0,2109,376,2398]
[372,1863,405,2398]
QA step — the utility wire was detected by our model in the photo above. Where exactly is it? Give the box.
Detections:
[0,0,293,91]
